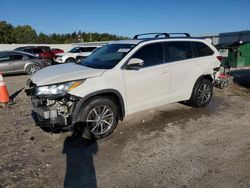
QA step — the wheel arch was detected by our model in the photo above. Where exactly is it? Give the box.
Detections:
[189,74,213,100]
[76,55,85,59]
[194,74,213,87]
[76,56,85,63]
[72,89,126,125]
[24,62,40,70]
[65,57,76,63]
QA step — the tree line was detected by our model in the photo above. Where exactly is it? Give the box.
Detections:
[0,20,127,44]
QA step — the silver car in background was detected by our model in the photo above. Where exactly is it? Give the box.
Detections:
[0,51,52,75]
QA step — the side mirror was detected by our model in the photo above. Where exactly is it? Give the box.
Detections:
[126,58,144,69]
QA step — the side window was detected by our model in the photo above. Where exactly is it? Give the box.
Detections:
[23,49,32,53]
[194,42,214,57]
[11,54,24,60]
[81,48,89,52]
[72,48,81,53]
[164,42,193,62]
[132,43,164,67]
[79,47,96,52]
[33,49,43,53]
[88,47,97,52]
[78,48,86,52]
[28,55,36,59]
[0,53,11,62]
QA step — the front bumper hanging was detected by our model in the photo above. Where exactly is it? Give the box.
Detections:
[25,84,79,130]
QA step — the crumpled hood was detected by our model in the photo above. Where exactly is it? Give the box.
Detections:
[31,63,105,86]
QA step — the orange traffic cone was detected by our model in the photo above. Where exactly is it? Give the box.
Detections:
[0,72,10,103]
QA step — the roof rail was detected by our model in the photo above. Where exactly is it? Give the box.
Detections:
[133,33,170,39]
[133,32,191,39]
[168,33,191,37]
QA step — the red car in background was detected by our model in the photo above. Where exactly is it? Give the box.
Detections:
[15,46,64,60]
[51,48,64,54]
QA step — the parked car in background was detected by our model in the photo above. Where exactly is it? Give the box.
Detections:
[15,46,54,60]
[53,45,101,63]
[0,51,51,75]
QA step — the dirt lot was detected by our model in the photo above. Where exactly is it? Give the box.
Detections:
[0,71,250,188]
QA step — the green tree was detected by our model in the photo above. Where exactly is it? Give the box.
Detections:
[0,21,14,43]
[0,20,128,44]
[38,32,50,43]
[12,25,38,43]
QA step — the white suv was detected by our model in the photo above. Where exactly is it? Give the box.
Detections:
[26,33,222,139]
[53,45,101,63]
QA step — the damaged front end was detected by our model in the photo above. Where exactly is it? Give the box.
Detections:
[25,80,81,132]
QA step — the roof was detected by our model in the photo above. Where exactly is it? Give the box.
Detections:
[15,46,50,49]
[0,50,38,57]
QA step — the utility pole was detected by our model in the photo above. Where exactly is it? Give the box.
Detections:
[89,33,92,42]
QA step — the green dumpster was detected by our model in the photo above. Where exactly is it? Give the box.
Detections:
[218,42,250,67]
[237,43,250,67]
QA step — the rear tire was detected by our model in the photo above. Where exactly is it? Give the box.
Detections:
[65,58,75,63]
[25,64,40,75]
[187,78,213,107]
[75,97,118,139]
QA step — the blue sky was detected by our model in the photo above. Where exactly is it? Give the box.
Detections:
[0,0,249,37]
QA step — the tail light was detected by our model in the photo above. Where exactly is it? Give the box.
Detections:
[213,67,220,71]
[217,56,225,63]
[214,56,225,72]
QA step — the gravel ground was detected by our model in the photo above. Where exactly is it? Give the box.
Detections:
[0,72,250,188]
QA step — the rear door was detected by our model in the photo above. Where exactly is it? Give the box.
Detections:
[10,53,26,72]
[193,42,217,70]
[164,41,199,102]
[122,42,170,114]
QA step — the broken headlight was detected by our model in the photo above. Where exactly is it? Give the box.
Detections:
[35,81,83,97]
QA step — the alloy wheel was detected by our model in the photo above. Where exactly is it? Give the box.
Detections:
[86,105,114,135]
[26,65,40,75]
[197,83,211,104]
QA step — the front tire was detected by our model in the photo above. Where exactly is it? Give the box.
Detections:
[25,64,40,75]
[76,56,85,63]
[75,97,118,139]
[188,78,213,107]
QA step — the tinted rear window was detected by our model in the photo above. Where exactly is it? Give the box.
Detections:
[164,42,193,62]
[194,42,214,57]
[11,54,24,60]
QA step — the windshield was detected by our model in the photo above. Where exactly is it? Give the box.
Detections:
[81,44,135,69]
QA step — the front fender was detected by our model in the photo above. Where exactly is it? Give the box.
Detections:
[71,89,125,125]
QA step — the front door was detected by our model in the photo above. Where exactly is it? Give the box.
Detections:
[122,42,170,114]
[11,53,26,72]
